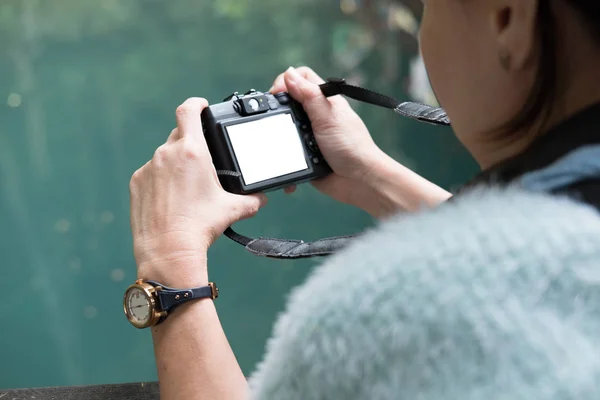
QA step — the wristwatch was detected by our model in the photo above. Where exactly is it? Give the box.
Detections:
[123,279,219,329]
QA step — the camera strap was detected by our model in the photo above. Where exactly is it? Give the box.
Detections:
[320,78,450,126]
[223,78,450,259]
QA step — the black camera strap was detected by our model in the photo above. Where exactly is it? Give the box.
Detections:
[320,78,450,126]
[223,78,450,259]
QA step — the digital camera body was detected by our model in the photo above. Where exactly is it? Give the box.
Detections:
[201,90,332,195]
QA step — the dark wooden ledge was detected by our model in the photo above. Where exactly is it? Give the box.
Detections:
[0,382,159,399]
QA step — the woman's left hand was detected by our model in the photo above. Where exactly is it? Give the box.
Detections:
[129,98,267,287]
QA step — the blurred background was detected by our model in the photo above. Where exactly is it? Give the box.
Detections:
[0,0,478,389]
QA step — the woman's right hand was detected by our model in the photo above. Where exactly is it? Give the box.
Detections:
[270,67,452,217]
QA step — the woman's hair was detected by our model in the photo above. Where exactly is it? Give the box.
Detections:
[497,0,600,140]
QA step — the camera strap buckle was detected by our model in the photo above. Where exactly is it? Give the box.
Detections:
[222,78,450,259]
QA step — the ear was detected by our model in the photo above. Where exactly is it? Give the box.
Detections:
[490,0,540,71]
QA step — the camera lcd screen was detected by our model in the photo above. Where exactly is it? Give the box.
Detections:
[226,113,309,185]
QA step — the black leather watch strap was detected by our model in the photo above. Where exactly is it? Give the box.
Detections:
[146,281,218,324]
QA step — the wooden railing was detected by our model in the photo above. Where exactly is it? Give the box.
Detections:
[1,382,160,399]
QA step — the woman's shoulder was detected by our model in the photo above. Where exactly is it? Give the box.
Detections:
[249,187,600,400]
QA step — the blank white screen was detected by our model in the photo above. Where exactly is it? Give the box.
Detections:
[226,113,308,185]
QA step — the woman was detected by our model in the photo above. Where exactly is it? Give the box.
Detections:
[128,0,600,398]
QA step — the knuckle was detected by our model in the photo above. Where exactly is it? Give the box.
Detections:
[176,98,208,117]
[153,145,169,164]
[175,103,193,118]
[246,201,260,216]
[129,168,142,189]
[129,176,136,192]
[182,140,202,161]
[227,201,241,219]
[231,199,259,219]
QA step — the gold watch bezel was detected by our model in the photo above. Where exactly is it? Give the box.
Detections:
[123,279,166,329]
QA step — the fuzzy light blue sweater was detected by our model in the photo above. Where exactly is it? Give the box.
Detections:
[248,187,600,399]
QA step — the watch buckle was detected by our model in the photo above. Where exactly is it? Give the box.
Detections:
[209,282,219,299]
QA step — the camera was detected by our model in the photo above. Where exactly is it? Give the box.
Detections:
[201,89,332,195]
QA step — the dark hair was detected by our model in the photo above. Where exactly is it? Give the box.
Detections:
[496,0,600,140]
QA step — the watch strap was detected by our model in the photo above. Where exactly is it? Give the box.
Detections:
[145,281,218,323]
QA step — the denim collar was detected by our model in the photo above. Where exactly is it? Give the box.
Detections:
[458,102,600,192]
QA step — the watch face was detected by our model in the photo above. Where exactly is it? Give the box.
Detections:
[125,287,152,327]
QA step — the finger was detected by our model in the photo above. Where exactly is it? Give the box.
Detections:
[284,185,297,194]
[294,66,326,85]
[175,97,209,139]
[284,67,334,120]
[228,193,268,223]
[295,66,349,107]
[270,72,286,93]
[310,176,331,193]
[167,127,180,143]
[270,66,326,94]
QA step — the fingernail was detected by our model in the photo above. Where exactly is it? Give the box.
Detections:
[268,86,275,93]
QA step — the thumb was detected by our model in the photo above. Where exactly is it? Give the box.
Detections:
[227,193,268,223]
[284,67,332,119]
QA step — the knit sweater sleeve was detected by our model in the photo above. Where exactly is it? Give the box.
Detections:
[248,188,600,400]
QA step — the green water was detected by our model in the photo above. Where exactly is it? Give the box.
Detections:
[0,0,477,389]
